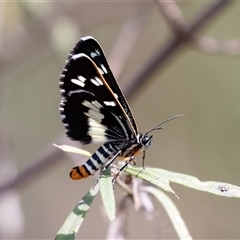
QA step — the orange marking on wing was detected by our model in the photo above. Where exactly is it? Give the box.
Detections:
[70,166,91,180]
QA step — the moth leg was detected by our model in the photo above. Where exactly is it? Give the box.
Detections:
[112,155,135,185]
[93,150,122,188]
[142,150,146,170]
[104,150,122,170]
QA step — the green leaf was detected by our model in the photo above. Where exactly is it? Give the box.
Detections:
[99,168,116,221]
[55,184,99,240]
[147,167,240,198]
[122,165,178,198]
[142,186,192,240]
[126,166,240,198]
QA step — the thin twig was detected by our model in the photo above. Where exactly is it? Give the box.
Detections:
[157,0,184,34]
[158,1,239,56]
[122,0,231,98]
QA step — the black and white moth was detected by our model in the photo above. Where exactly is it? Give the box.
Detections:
[59,36,180,180]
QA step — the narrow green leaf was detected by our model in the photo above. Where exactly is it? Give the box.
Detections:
[99,168,116,221]
[122,165,178,197]
[147,167,240,198]
[55,184,99,240]
[142,186,192,240]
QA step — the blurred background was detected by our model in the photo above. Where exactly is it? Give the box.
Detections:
[0,1,240,239]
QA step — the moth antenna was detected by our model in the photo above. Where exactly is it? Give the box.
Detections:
[144,114,184,136]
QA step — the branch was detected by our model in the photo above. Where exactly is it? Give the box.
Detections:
[122,0,231,98]
[158,1,239,56]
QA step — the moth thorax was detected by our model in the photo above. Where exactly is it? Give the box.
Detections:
[137,133,153,149]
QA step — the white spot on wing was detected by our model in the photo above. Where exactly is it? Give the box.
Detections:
[96,49,100,56]
[88,118,107,143]
[83,100,103,111]
[101,64,108,74]
[97,67,104,75]
[90,49,100,59]
[78,75,86,82]
[88,118,101,127]
[86,109,104,121]
[90,78,100,86]
[103,101,116,106]
[90,51,98,58]
[92,101,103,109]
[89,126,106,135]
[82,101,93,109]
[114,93,118,99]
[91,135,107,143]
[71,79,85,87]
[95,77,103,85]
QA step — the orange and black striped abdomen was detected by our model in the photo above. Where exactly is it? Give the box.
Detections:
[70,142,120,180]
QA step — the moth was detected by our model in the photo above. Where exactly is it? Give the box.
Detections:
[59,36,180,180]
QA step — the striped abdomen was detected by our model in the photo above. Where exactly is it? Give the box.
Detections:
[70,142,121,180]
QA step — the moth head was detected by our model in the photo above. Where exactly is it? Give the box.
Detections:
[140,134,153,149]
